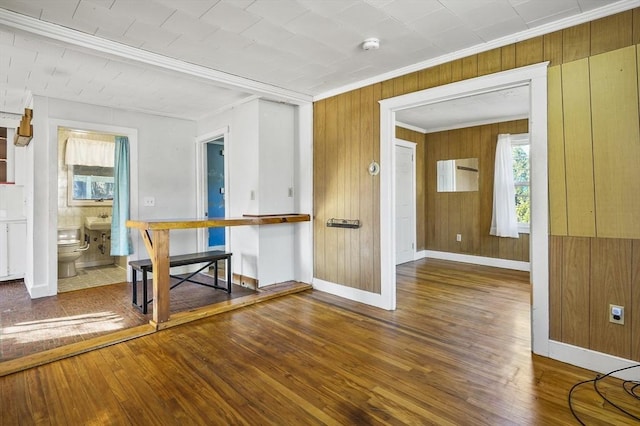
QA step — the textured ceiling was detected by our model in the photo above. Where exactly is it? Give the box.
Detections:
[0,0,634,125]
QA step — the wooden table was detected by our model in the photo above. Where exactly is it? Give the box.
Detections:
[126,214,311,326]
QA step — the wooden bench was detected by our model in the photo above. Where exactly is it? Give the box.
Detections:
[130,250,232,314]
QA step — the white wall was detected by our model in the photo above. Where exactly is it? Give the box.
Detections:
[25,96,198,298]
[197,98,313,286]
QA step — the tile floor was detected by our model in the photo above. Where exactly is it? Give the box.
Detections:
[0,275,254,361]
[58,264,127,293]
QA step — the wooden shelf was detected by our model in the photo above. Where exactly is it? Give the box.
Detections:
[126,214,310,231]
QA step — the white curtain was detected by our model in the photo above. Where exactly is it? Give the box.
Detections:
[65,138,115,167]
[490,134,519,238]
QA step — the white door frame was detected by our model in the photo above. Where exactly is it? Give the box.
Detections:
[50,119,139,285]
[379,62,550,357]
[196,126,230,253]
[394,139,417,265]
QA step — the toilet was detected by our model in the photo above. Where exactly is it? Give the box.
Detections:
[57,227,89,278]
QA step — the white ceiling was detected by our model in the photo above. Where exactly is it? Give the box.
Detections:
[396,85,530,132]
[0,0,635,128]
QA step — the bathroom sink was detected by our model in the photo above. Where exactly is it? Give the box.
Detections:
[84,216,112,230]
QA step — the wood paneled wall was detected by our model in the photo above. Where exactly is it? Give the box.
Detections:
[424,121,529,262]
[548,46,640,238]
[314,87,381,292]
[314,7,640,361]
[549,236,640,361]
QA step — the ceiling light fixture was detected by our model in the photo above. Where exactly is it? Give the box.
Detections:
[362,37,380,51]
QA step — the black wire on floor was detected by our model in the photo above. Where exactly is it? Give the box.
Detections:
[568,364,640,425]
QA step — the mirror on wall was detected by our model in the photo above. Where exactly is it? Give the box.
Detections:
[437,158,479,192]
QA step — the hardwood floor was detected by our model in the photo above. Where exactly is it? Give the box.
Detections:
[1,259,638,424]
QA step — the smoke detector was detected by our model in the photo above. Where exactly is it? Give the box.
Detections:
[362,37,380,51]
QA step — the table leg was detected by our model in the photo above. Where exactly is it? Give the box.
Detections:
[151,229,170,324]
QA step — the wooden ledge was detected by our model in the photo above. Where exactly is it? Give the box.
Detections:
[0,325,156,377]
[151,281,312,330]
[126,214,310,230]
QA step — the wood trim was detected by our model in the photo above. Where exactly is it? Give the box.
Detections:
[233,273,258,290]
[153,282,311,330]
[0,325,156,377]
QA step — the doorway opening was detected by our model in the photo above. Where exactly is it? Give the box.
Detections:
[197,128,230,254]
[394,139,416,265]
[380,63,549,356]
[207,138,225,250]
[54,122,138,293]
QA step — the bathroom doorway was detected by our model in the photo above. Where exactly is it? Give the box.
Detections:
[57,127,126,292]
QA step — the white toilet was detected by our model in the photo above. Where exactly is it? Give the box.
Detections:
[57,227,89,278]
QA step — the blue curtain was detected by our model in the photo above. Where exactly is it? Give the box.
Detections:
[111,136,133,255]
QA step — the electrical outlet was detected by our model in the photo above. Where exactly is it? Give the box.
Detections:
[143,196,155,207]
[609,304,624,325]
[456,234,462,242]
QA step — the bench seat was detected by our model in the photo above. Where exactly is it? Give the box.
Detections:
[130,250,232,314]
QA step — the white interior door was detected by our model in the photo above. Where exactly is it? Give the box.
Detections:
[395,141,416,265]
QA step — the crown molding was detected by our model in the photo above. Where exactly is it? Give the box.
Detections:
[395,121,427,134]
[0,8,312,106]
[314,0,640,101]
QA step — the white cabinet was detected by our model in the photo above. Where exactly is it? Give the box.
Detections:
[0,220,26,281]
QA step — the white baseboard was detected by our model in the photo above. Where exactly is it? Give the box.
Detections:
[25,281,56,298]
[418,250,530,272]
[548,340,640,380]
[0,272,24,282]
[312,278,387,309]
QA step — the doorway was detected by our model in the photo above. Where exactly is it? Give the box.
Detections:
[380,63,549,356]
[206,138,225,249]
[196,128,229,253]
[53,122,138,293]
[395,140,416,265]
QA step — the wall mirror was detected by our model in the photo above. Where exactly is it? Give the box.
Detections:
[437,158,479,192]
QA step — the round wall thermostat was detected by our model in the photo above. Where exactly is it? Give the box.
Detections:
[368,161,380,176]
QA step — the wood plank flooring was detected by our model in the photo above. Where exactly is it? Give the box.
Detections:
[1,259,638,424]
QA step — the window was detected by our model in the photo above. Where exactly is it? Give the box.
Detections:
[67,165,114,206]
[511,134,530,232]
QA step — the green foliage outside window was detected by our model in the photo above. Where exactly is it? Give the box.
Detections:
[512,145,530,225]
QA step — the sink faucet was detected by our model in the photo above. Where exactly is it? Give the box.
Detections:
[99,213,109,219]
